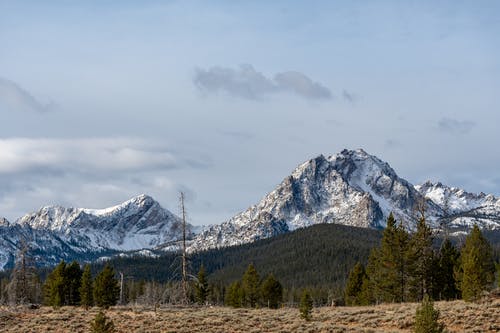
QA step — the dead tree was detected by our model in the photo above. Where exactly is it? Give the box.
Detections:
[180,192,188,305]
[7,241,39,305]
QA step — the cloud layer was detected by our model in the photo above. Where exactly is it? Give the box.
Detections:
[194,64,332,100]
[0,138,208,220]
[0,77,54,113]
[438,118,475,135]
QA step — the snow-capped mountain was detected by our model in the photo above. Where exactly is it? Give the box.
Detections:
[2,149,500,269]
[0,195,187,270]
[189,149,443,252]
[189,149,499,252]
[416,181,500,230]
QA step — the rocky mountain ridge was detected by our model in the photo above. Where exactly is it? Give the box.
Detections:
[189,149,500,252]
[0,194,187,269]
[1,149,499,269]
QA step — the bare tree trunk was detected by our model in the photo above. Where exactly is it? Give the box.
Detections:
[180,192,188,305]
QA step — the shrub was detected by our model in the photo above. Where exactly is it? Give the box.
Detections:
[414,294,444,333]
[90,311,115,333]
[299,290,313,321]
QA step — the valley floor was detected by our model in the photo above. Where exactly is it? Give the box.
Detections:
[0,296,498,333]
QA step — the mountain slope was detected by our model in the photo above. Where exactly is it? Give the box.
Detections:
[416,181,500,230]
[190,149,443,252]
[0,195,186,269]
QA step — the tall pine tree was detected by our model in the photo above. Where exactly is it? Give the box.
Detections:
[344,262,367,306]
[458,225,495,301]
[44,260,67,307]
[80,264,93,309]
[366,213,410,303]
[435,239,460,300]
[93,264,120,308]
[65,261,82,305]
[260,274,283,309]
[242,264,260,307]
[194,264,209,305]
[407,216,434,301]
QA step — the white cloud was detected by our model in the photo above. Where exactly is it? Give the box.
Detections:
[0,138,179,174]
[0,137,207,220]
[0,77,55,113]
[194,64,332,100]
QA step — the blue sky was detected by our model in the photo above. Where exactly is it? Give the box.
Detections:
[0,1,499,224]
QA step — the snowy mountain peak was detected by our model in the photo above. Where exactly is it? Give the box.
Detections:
[190,149,438,252]
[415,181,497,212]
[0,217,9,227]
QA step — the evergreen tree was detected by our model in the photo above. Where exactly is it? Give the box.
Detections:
[358,275,374,305]
[44,260,67,307]
[458,225,495,301]
[414,294,445,333]
[242,263,260,307]
[367,213,410,303]
[65,261,82,305]
[225,281,244,308]
[344,262,367,306]
[194,264,209,305]
[299,290,313,321]
[80,264,93,309]
[435,239,460,300]
[260,274,283,309]
[90,311,115,333]
[407,216,434,301]
[93,264,120,308]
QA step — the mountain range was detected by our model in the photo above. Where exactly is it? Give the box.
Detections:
[1,149,499,270]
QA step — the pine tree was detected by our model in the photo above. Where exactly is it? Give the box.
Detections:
[242,264,260,307]
[407,216,434,301]
[65,261,82,305]
[299,290,313,321]
[194,264,209,305]
[414,294,445,333]
[225,281,244,308]
[344,262,367,306]
[44,260,67,307]
[90,311,115,333]
[458,225,495,301]
[80,264,93,309]
[93,264,120,308]
[260,274,283,309]
[364,247,380,304]
[435,239,460,300]
[367,213,410,303]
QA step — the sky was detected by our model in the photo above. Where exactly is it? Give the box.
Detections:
[0,0,499,225]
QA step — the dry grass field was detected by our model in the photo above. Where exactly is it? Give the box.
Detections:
[0,295,498,333]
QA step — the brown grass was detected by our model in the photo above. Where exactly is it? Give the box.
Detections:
[0,295,498,333]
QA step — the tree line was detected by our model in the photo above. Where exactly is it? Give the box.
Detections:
[1,220,498,308]
[225,263,283,308]
[344,213,498,305]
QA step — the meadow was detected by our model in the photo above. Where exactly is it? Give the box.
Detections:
[1,294,498,333]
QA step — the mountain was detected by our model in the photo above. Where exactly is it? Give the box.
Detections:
[416,181,500,230]
[0,195,187,270]
[190,149,498,252]
[2,149,500,270]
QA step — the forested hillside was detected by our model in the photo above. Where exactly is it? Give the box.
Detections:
[90,224,382,299]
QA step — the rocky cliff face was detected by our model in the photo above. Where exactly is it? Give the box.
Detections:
[189,149,444,252]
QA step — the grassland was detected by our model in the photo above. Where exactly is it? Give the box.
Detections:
[0,294,498,333]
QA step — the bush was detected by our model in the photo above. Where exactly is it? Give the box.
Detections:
[90,311,115,333]
[299,290,313,321]
[414,294,444,333]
